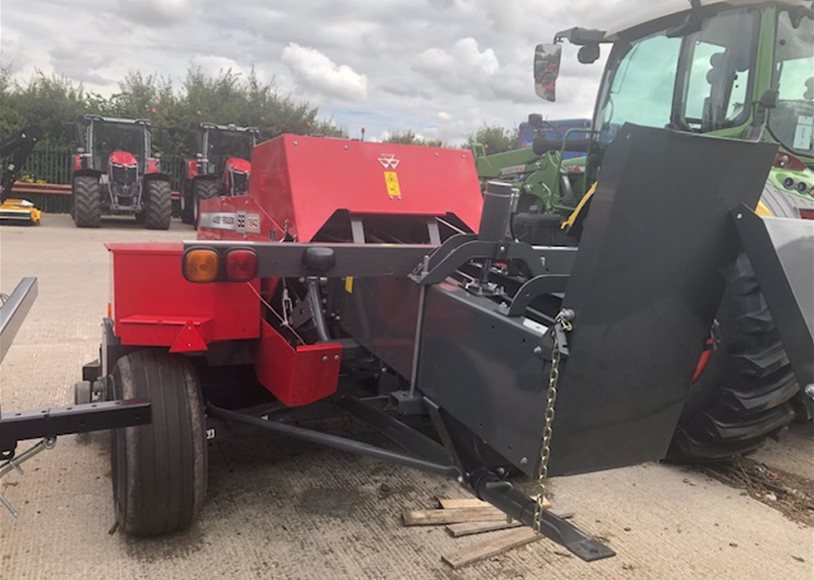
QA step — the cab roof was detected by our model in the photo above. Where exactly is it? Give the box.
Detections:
[606,0,811,39]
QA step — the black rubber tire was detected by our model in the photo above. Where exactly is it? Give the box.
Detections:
[72,176,102,228]
[109,350,207,536]
[192,179,219,226]
[180,182,194,225]
[668,252,799,461]
[143,179,172,230]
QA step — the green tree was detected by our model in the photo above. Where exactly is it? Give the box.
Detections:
[465,124,517,154]
[0,64,345,148]
[384,129,444,147]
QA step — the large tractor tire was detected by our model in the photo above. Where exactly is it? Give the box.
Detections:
[192,179,219,226]
[72,176,102,228]
[668,184,806,462]
[143,179,172,230]
[110,350,207,536]
[180,183,194,225]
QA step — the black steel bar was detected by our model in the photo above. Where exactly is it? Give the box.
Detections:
[507,274,570,316]
[0,399,152,452]
[417,240,574,286]
[207,403,459,476]
[335,397,451,466]
[186,241,434,278]
[0,277,38,364]
[473,471,615,562]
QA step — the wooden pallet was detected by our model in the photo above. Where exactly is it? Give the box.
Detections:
[401,497,574,569]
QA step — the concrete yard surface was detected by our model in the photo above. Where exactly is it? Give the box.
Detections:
[1,215,813,579]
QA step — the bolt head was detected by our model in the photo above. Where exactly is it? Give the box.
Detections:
[533,346,542,355]
[804,384,814,399]
[520,457,528,465]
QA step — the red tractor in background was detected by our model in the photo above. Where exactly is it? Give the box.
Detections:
[179,123,259,225]
[71,115,172,229]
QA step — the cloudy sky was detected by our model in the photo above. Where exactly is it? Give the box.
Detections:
[1,0,642,143]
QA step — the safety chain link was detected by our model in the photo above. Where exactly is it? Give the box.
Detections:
[532,309,573,534]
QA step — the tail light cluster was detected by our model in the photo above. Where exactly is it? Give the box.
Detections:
[183,247,258,283]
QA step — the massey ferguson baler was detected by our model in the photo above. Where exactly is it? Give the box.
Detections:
[6,123,808,561]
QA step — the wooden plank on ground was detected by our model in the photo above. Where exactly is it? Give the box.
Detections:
[402,506,507,526]
[443,506,575,537]
[441,528,541,569]
[437,496,551,509]
[445,520,523,537]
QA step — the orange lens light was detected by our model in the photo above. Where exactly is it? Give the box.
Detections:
[183,249,219,283]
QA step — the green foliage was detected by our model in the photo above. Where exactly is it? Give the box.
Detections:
[383,129,445,148]
[0,65,346,151]
[465,124,518,154]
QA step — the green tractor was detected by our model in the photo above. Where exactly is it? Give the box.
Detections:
[508,0,814,461]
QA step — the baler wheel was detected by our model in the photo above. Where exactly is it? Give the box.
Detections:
[72,176,102,228]
[667,252,799,462]
[110,350,207,536]
[144,179,172,230]
[192,179,219,226]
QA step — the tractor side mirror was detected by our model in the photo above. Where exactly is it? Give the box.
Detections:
[68,123,85,150]
[534,43,562,102]
[158,128,171,151]
[758,89,779,110]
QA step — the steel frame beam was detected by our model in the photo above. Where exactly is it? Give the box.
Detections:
[0,399,151,457]
[0,277,37,364]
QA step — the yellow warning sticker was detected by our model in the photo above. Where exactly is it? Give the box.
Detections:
[384,171,401,199]
[345,276,354,293]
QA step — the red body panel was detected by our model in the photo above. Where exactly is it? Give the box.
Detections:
[225,156,251,173]
[107,243,260,349]
[254,320,342,407]
[247,134,483,242]
[186,159,199,180]
[197,195,281,241]
[146,158,159,174]
[110,134,484,408]
[108,150,137,166]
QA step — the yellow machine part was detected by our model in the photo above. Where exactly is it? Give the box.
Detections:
[561,183,597,230]
[0,198,42,225]
[754,200,772,217]
[561,186,775,229]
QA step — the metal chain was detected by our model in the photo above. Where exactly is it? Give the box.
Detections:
[532,310,573,534]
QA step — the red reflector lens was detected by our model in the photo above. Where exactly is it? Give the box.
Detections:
[225,249,258,282]
[799,208,814,221]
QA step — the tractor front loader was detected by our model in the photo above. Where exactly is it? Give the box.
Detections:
[38,124,809,561]
[0,125,43,225]
[179,123,258,225]
[519,0,814,461]
[71,115,172,229]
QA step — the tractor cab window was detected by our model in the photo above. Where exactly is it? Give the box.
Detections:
[770,10,814,156]
[207,131,253,164]
[93,123,146,171]
[595,33,681,145]
[679,9,758,131]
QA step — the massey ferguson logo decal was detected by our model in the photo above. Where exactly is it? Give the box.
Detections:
[377,154,400,169]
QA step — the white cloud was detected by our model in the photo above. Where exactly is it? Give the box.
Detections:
[415,37,499,91]
[2,0,637,139]
[118,0,192,28]
[281,43,368,101]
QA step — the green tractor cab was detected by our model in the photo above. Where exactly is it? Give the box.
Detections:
[518,0,814,461]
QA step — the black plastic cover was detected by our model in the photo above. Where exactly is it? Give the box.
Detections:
[549,125,776,475]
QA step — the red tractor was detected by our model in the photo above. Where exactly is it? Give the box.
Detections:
[179,123,259,225]
[71,115,172,229]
